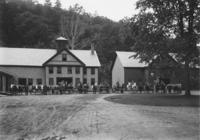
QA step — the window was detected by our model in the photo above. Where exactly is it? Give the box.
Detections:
[57,67,62,74]
[37,79,42,85]
[49,78,54,85]
[75,78,80,86]
[75,67,80,74]
[83,68,87,75]
[49,67,53,74]
[18,78,26,85]
[68,67,72,74]
[28,78,33,85]
[83,78,87,84]
[91,68,95,75]
[62,54,67,61]
[91,78,95,85]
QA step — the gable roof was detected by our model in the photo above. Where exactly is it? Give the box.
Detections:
[43,48,86,66]
[116,51,147,68]
[0,47,101,67]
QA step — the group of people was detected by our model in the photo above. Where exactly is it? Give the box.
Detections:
[113,78,182,94]
[9,78,182,95]
[10,84,44,95]
[9,81,101,95]
[113,81,151,93]
[77,82,101,94]
[76,82,89,94]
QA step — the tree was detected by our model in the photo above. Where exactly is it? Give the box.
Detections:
[119,18,136,51]
[0,0,5,45]
[14,11,51,47]
[55,0,61,9]
[2,0,61,48]
[130,0,200,95]
[44,0,51,7]
[61,4,86,49]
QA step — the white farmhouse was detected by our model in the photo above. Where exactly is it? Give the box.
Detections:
[0,37,101,92]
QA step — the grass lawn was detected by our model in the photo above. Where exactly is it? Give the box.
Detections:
[105,94,200,107]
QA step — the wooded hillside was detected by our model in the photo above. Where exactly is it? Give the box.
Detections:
[0,0,132,83]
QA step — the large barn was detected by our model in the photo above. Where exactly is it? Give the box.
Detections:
[0,38,101,93]
[111,51,148,87]
[111,51,199,89]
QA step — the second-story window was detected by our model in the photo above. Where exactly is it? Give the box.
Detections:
[83,68,87,75]
[57,67,61,74]
[75,67,80,74]
[91,68,95,75]
[68,67,72,74]
[49,67,53,74]
[62,54,67,61]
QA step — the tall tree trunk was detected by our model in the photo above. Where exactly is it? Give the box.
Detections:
[184,59,191,95]
[0,0,5,45]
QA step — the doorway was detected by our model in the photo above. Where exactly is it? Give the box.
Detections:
[56,77,72,85]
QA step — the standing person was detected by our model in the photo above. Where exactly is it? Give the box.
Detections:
[28,85,32,95]
[160,80,166,94]
[145,82,150,94]
[116,81,120,92]
[154,77,159,94]
[121,83,125,93]
[91,84,94,93]
[13,84,17,95]
[25,85,28,95]
[138,81,143,94]
[86,83,89,93]
[83,82,88,94]
[127,82,131,90]
[83,83,86,94]
[77,82,82,94]
[92,82,97,94]
[43,85,48,95]
[132,81,137,91]
[68,83,73,94]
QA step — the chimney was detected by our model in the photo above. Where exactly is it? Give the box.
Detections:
[56,36,68,50]
[91,43,95,55]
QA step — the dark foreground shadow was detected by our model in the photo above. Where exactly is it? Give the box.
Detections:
[105,94,200,107]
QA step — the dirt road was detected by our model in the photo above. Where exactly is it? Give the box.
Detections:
[0,94,199,140]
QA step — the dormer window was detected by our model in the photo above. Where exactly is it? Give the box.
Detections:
[62,54,67,61]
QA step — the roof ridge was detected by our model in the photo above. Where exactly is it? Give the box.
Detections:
[0,47,56,50]
[116,51,136,53]
[116,51,147,68]
[0,47,101,67]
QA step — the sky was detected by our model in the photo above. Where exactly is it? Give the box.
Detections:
[38,0,139,21]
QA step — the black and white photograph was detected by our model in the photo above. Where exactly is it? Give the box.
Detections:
[0,0,199,140]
